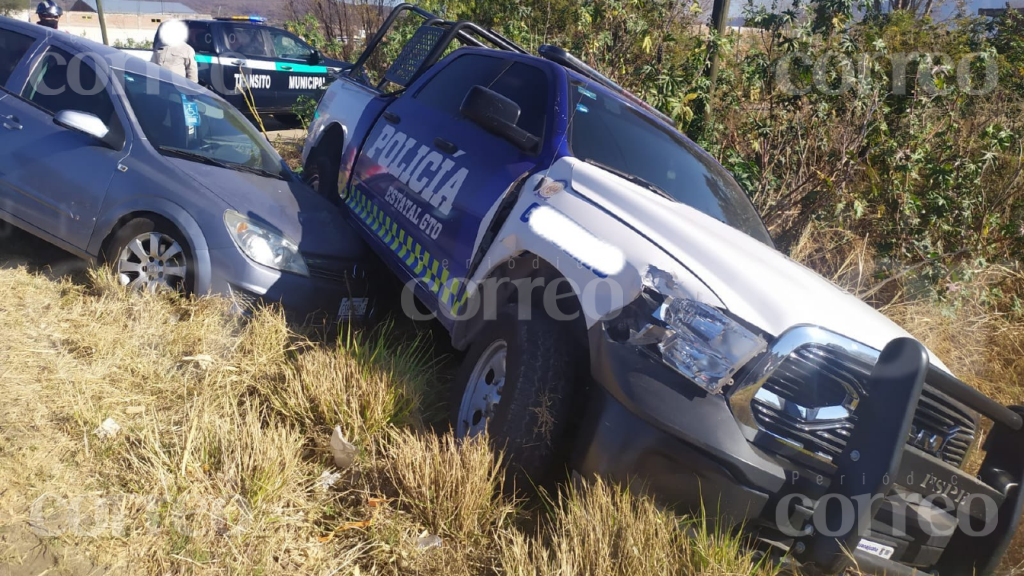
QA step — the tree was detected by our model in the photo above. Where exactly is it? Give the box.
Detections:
[0,0,23,17]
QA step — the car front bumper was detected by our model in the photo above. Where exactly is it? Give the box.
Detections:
[573,322,1024,575]
[208,246,371,326]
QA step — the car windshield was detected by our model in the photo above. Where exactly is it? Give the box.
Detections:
[118,70,288,179]
[568,82,772,245]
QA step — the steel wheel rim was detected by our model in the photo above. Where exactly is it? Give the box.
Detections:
[307,169,321,193]
[457,339,508,437]
[116,232,187,294]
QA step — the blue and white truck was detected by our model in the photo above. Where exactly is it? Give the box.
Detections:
[302,5,1024,574]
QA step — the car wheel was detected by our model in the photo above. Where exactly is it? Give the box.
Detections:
[305,145,340,200]
[450,305,576,484]
[105,216,193,294]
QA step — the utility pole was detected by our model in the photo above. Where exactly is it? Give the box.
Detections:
[704,0,732,123]
[96,0,110,45]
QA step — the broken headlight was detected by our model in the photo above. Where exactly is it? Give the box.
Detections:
[611,269,767,395]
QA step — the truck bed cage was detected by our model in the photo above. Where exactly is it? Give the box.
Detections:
[348,3,527,90]
[347,4,678,126]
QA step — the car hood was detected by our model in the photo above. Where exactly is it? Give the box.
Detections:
[167,158,362,258]
[570,162,948,370]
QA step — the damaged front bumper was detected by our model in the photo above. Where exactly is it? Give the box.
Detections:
[573,320,1024,575]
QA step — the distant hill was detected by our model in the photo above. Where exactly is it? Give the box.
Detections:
[178,0,296,23]
[53,0,297,22]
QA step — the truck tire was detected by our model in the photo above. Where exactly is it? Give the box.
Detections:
[304,146,340,200]
[450,306,575,485]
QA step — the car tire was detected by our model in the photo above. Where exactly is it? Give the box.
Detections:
[450,305,576,485]
[305,145,341,200]
[104,216,194,295]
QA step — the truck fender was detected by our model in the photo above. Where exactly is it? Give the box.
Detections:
[302,79,377,170]
[451,158,720,350]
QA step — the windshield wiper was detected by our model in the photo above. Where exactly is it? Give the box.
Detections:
[158,146,230,169]
[582,158,675,202]
[159,147,287,181]
[225,162,288,181]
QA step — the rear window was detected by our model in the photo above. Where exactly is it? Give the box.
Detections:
[0,28,36,89]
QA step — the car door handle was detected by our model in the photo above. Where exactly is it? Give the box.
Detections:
[1,114,22,131]
[434,138,458,154]
[280,65,293,71]
[231,59,246,66]
[382,111,400,125]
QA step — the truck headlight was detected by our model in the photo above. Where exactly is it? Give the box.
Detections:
[653,297,767,394]
[224,210,309,277]
[612,267,767,394]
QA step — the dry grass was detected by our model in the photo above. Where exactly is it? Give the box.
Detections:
[2,216,1022,575]
[500,479,778,576]
[0,264,782,576]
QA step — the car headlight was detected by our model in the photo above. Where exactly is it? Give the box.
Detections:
[224,210,309,276]
[616,267,767,394]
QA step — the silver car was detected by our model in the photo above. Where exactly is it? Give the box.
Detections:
[0,18,368,324]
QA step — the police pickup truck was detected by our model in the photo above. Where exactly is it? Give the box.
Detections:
[302,5,1024,575]
[125,16,346,119]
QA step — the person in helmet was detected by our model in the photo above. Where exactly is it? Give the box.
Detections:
[36,1,63,30]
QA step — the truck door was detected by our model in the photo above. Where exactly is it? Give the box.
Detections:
[265,27,329,111]
[349,52,552,315]
[217,23,276,112]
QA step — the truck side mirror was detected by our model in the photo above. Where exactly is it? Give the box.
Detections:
[460,85,539,154]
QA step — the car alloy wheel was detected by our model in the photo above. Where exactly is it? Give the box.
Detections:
[116,231,188,293]
[456,339,507,437]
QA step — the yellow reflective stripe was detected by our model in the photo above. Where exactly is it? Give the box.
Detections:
[440,268,451,302]
[428,259,442,294]
[346,187,471,313]
[413,245,425,274]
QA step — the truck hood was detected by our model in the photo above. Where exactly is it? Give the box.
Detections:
[168,158,363,258]
[570,162,946,368]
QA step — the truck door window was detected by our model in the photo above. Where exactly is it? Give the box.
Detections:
[268,29,314,61]
[415,54,548,138]
[414,53,508,117]
[186,22,215,54]
[0,28,36,89]
[221,24,272,58]
[487,62,548,138]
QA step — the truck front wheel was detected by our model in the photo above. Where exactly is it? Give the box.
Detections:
[450,306,576,485]
[305,146,341,200]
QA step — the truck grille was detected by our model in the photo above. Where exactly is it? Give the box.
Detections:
[747,342,977,468]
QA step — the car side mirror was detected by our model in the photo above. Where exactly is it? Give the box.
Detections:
[460,85,539,153]
[54,110,109,140]
[310,50,323,65]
